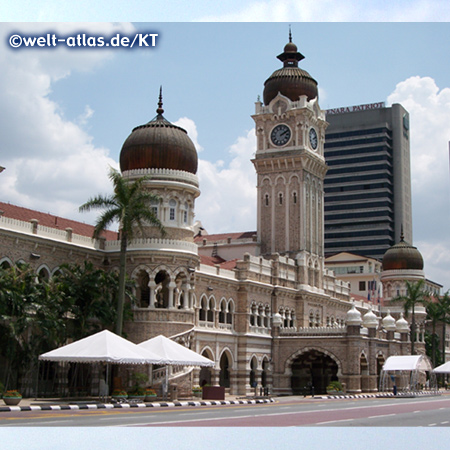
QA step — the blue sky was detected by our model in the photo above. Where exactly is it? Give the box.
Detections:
[1,22,449,291]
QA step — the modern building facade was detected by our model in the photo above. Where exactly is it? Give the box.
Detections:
[324,103,413,260]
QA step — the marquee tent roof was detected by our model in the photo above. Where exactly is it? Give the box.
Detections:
[382,355,432,372]
[433,361,450,373]
[138,335,215,367]
[39,330,163,365]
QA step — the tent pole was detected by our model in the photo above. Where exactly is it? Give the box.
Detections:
[165,366,168,400]
[35,359,40,400]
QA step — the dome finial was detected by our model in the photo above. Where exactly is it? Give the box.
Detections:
[400,224,404,242]
[289,25,292,43]
[156,86,164,116]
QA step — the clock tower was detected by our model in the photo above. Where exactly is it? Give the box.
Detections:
[252,33,328,275]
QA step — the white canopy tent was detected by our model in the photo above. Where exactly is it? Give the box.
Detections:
[138,335,215,367]
[138,335,215,398]
[39,330,164,398]
[39,330,164,365]
[382,355,432,372]
[379,354,437,394]
[433,361,450,373]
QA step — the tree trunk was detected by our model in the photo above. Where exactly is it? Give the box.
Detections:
[115,235,128,336]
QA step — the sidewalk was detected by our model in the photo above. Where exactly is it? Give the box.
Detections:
[3,391,446,413]
[0,394,276,413]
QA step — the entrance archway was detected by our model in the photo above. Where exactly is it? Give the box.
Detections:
[219,352,231,388]
[250,357,257,388]
[291,350,339,395]
[199,349,213,386]
[376,354,385,391]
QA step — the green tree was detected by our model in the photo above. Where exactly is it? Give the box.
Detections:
[425,290,450,368]
[79,167,164,335]
[54,261,123,340]
[0,263,67,391]
[426,301,443,366]
[392,279,429,355]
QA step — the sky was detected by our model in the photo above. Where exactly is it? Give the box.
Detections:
[1,0,450,445]
[0,21,449,292]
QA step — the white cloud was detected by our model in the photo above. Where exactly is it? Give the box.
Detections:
[196,129,257,233]
[0,23,133,223]
[387,76,450,291]
[174,117,204,152]
[198,0,450,21]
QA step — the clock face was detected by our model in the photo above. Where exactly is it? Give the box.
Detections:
[270,124,291,146]
[309,127,318,150]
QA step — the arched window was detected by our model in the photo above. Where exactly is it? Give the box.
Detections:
[219,301,226,324]
[183,202,189,224]
[37,267,50,283]
[250,304,256,326]
[199,297,207,321]
[226,302,233,325]
[279,193,283,205]
[150,200,159,218]
[265,194,269,206]
[293,191,297,204]
[207,299,214,322]
[264,306,270,327]
[257,305,263,326]
[169,199,177,221]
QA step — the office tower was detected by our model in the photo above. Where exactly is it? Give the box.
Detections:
[324,102,412,260]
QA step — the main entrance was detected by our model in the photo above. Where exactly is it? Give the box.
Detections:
[291,350,339,395]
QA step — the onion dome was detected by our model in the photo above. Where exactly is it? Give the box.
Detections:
[382,230,424,271]
[362,306,379,329]
[263,30,318,105]
[382,310,396,332]
[120,88,198,174]
[396,313,410,333]
[346,303,362,326]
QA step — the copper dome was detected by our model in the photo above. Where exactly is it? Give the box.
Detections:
[120,91,198,175]
[263,33,318,105]
[382,235,424,271]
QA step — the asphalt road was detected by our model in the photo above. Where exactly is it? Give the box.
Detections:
[2,396,450,427]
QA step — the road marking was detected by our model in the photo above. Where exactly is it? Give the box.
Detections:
[368,414,395,419]
[315,418,354,425]
[429,423,437,427]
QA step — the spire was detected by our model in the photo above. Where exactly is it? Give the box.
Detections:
[156,86,164,116]
[277,28,305,67]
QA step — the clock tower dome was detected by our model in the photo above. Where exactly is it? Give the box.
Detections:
[252,33,328,284]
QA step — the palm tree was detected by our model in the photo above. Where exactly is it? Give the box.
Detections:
[435,291,450,365]
[426,301,443,366]
[392,279,429,355]
[79,167,164,335]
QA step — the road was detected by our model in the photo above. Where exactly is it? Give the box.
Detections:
[2,396,450,427]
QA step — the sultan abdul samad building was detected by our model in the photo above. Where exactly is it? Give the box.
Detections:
[0,35,427,396]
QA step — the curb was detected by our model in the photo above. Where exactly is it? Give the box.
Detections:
[0,397,275,413]
[322,392,442,399]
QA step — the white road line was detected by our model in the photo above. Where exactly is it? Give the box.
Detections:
[315,418,354,425]
[368,414,396,419]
